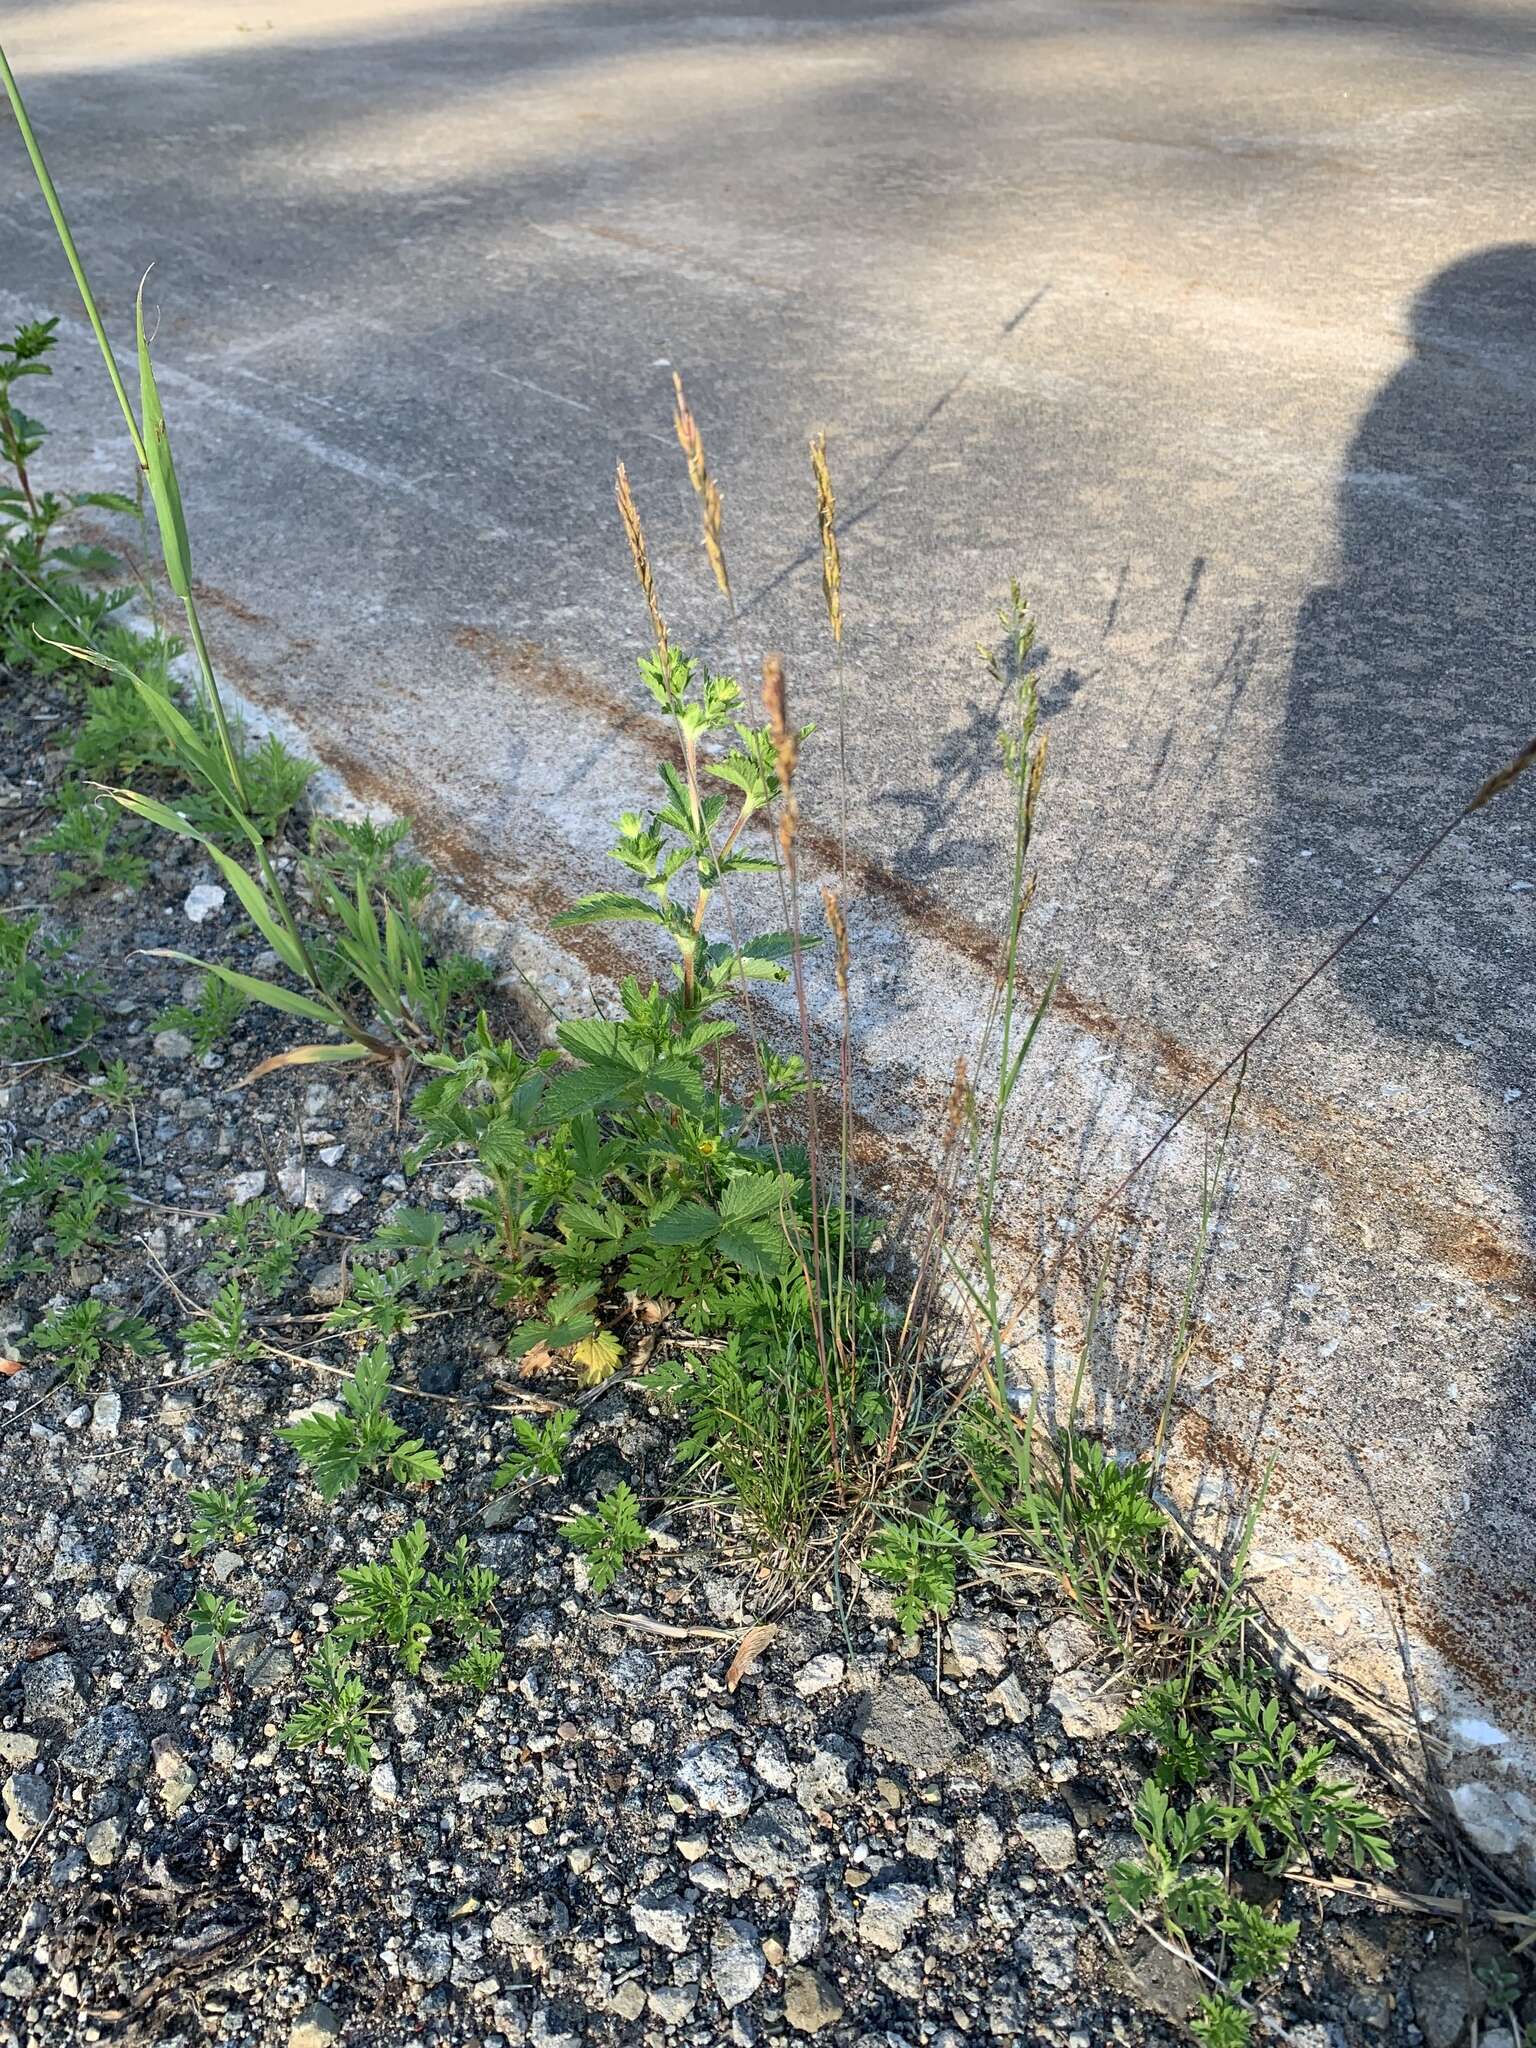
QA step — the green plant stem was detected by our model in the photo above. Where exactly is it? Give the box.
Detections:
[0,48,149,473]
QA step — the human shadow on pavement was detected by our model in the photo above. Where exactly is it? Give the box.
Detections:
[1265,245,1536,1728]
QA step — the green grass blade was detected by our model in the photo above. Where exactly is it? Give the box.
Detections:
[0,45,148,469]
[142,952,339,1025]
[135,272,192,599]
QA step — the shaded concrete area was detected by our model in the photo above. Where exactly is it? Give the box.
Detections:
[2,0,1533,1835]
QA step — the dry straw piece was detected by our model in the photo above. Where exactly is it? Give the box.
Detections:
[615,461,668,661]
[809,432,843,645]
[672,372,731,605]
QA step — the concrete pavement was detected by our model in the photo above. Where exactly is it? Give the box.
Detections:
[2,0,1533,1843]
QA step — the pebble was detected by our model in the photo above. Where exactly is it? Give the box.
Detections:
[793,1652,845,1698]
[184,883,227,923]
[858,1882,927,1953]
[152,1029,195,1059]
[710,1919,766,2008]
[289,2003,342,2048]
[675,1737,754,1818]
[91,1389,122,1435]
[730,1799,827,1882]
[0,1732,40,1768]
[783,1966,844,2035]
[23,1651,83,1729]
[1017,1811,1078,1871]
[630,1887,697,1955]
[226,1169,267,1203]
[3,1770,51,1841]
[60,1705,150,1787]
[852,1673,958,1773]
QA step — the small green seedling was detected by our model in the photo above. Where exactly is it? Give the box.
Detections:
[0,911,104,1062]
[278,1343,442,1501]
[492,1408,578,1490]
[282,1638,380,1771]
[29,1298,159,1389]
[564,1481,647,1595]
[157,972,247,1054]
[182,1279,262,1371]
[183,1590,246,1683]
[200,1197,318,1299]
[334,1520,502,1686]
[187,1474,267,1556]
[867,1493,995,1635]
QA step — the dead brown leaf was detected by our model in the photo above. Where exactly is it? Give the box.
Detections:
[726,1622,778,1692]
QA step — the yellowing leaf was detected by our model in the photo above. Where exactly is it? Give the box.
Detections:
[570,1329,623,1385]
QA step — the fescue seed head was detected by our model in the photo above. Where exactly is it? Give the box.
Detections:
[820,885,850,996]
[810,432,843,646]
[672,372,731,605]
[1468,734,1536,815]
[761,653,800,854]
[615,461,668,661]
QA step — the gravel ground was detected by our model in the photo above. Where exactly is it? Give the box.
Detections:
[0,671,1527,2048]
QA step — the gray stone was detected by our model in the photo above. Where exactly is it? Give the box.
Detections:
[1017,1811,1078,1871]
[710,1918,766,2008]
[730,1799,827,1882]
[1048,1667,1124,1739]
[787,1883,827,1964]
[631,1887,697,1955]
[1040,1617,1097,1672]
[152,1029,195,1059]
[858,1882,927,1954]
[676,1738,753,1819]
[979,1731,1038,1791]
[793,1652,845,1698]
[278,1163,365,1216]
[647,1983,699,2025]
[784,1967,844,2035]
[405,1930,453,1987]
[226,1633,295,1692]
[1014,1908,1079,1991]
[852,1674,958,1774]
[289,2005,342,2048]
[85,1814,128,1867]
[1412,1961,1485,2048]
[3,1770,51,1841]
[0,1732,39,1768]
[60,1705,150,1786]
[608,1981,646,2022]
[22,1651,82,1729]
[1449,1780,1534,1860]
[946,1621,1007,1679]
[794,1737,856,1815]
[91,1389,122,1435]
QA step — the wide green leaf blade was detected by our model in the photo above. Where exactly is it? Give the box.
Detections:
[142,951,338,1024]
[135,272,192,598]
[650,1202,719,1248]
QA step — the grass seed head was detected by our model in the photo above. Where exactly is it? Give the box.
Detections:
[761,652,800,854]
[820,885,849,996]
[1468,733,1536,815]
[672,372,731,605]
[810,431,843,646]
[615,461,668,661]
